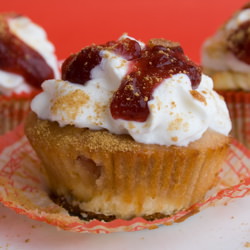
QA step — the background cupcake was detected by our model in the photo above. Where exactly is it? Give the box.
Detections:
[25,35,231,221]
[0,12,59,134]
[202,3,250,148]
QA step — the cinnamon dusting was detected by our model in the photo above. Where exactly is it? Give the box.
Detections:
[167,117,184,131]
[171,136,178,142]
[190,90,207,105]
[51,89,90,121]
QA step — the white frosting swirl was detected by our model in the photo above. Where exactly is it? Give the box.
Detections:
[202,8,250,73]
[32,37,231,146]
[0,16,59,96]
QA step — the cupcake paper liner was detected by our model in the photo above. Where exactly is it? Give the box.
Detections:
[219,90,250,149]
[0,125,249,233]
[25,114,230,219]
[0,91,38,135]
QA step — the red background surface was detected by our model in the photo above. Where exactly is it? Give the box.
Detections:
[0,0,248,63]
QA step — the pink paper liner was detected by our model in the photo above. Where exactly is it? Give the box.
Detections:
[0,91,39,135]
[0,125,249,233]
[218,90,250,149]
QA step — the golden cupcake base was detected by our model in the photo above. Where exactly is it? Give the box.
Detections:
[25,112,230,220]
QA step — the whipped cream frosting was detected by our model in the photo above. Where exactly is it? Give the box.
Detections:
[202,8,250,73]
[0,16,59,96]
[32,36,231,147]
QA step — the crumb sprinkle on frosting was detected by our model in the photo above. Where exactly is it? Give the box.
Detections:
[51,89,90,121]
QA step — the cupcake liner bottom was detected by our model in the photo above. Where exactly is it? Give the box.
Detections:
[0,125,249,233]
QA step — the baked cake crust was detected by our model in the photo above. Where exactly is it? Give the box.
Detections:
[25,112,230,220]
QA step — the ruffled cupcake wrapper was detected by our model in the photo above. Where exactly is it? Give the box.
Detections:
[0,92,38,135]
[219,91,250,148]
[0,98,30,134]
[24,113,231,220]
[44,143,228,219]
[0,125,249,233]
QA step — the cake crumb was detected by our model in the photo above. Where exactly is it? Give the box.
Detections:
[190,90,207,105]
[51,89,90,120]
[219,95,224,100]
[149,104,155,110]
[168,117,183,131]
[128,122,135,129]
[164,221,173,226]
[148,225,158,230]
[148,38,180,48]
[115,60,126,69]
[245,242,250,248]
[171,101,176,108]
[171,136,178,142]
[183,122,189,132]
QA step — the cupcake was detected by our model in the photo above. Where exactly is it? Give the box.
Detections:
[202,3,250,148]
[25,35,231,221]
[0,12,59,134]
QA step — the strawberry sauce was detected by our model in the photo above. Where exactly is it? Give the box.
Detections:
[62,37,201,122]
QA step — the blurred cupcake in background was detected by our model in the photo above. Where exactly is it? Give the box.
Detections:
[202,3,250,148]
[0,12,59,134]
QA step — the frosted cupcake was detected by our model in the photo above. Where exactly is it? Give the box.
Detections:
[202,3,250,148]
[0,13,59,134]
[25,35,231,221]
